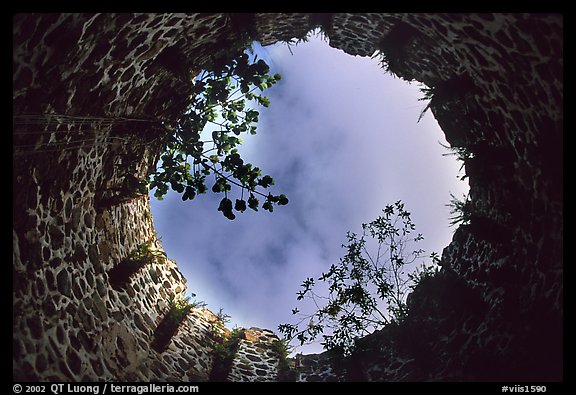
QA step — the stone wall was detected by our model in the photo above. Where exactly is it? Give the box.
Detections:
[227,329,281,382]
[13,13,562,381]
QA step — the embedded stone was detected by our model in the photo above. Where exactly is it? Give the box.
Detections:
[77,330,95,351]
[95,214,106,230]
[95,276,107,298]
[255,368,268,376]
[69,333,81,351]
[27,315,43,339]
[35,353,48,373]
[49,258,62,268]
[85,269,95,288]
[45,269,56,291]
[35,276,46,298]
[88,244,100,267]
[72,280,83,300]
[64,196,73,219]
[42,246,51,261]
[90,359,104,377]
[70,207,82,231]
[112,311,124,322]
[48,225,65,249]
[42,298,57,316]
[133,313,149,333]
[84,213,94,229]
[67,348,83,375]
[245,354,262,362]
[71,244,88,264]
[149,267,159,283]
[92,293,108,321]
[56,269,71,297]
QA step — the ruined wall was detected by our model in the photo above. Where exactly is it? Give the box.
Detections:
[13,13,562,381]
[226,329,281,382]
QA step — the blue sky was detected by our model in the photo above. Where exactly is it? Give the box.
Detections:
[149,31,469,354]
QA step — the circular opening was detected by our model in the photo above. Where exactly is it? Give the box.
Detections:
[150,31,470,355]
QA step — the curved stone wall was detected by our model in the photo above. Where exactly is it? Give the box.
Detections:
[13,13,562,381]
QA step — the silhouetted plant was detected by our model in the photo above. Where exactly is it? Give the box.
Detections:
[446,192,472,227]
[280,27,328,55]
[148,48,288,220]
[374,22,421,80]
[278,201,440,356]
[417,85,435,123]
[439,141,474,180]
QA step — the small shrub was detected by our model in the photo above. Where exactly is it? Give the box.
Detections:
[209,327,245,381]
[271,339,298,382]
[108,241,167,289]
[439,141,474,180]
[446,193,472,227]
[151,295,194,353]
[417,85,435,123]
[279,201,440,356]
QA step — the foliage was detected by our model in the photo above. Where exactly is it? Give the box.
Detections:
[439,141,474,180]
[278,201,440,356]
[280,27,326,56]
[417,85,435,123]
[149,49,288,220]
[446,192,472,227]
[151,295,195,352]
[407,261,440,291]
[188,298,208,309]
[108,241,167,289]
[132,240,167,263]
[209,327,246,381]
[373,22,420,81]
[215,308,232,327]
[270,338,292,360]
[271,338,298,381]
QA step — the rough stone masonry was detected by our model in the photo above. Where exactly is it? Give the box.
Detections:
[13,13,562,381]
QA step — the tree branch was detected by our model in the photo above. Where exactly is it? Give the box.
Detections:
[199,155,269,200]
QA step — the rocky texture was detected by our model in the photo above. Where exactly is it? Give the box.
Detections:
[227,329,281,382]
[13,13,562,381]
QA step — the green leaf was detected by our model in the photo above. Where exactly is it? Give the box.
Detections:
[149,51,287,220]
[172,182,184,193]
[218,197,233,212]
[212,182,222,193]
[248,194,259,211]
[196,183,207,194]
[223,211,236,220]
[258,175,274,188]
[181,186,195,201]
[278,194,289,206]
[258,96,270,107]
[235,199,247,213]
